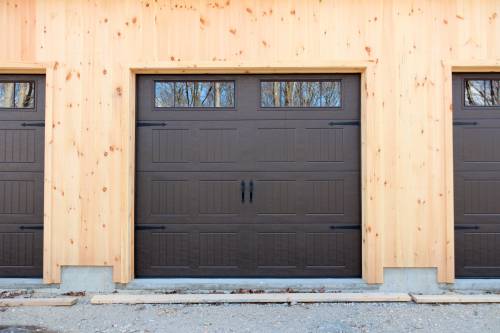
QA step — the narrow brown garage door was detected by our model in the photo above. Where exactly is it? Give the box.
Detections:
[135,74,361,277]
[454,73,500,277]
[0,75,44,277]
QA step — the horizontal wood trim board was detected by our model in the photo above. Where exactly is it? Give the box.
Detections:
[0,297,78,307]
[411,294,500,304]
[91,293,412,304]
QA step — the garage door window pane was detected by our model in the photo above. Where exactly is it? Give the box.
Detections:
[0,82,35,109]
[155,81,234,108]
[261,80,340,108]
[465,79,500,106]
[321,81,341,107]
[215,82,235,107]
[155,82,174,107]
[0,83,14,108]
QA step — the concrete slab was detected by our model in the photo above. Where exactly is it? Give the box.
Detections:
[0,279,48,290]
[450,279,500,293]
[124,278,374,293]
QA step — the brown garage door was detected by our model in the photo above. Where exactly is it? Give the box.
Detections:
[0,75,45,277]
[454,73,500,277]
[135,74,361,277]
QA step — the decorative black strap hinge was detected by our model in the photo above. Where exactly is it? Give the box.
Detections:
[453,121,478,126]
[330,225,361,230]
[135,225,166,230]
[328,121,360,126]
[21,122,45,127]
[137,122,167,127]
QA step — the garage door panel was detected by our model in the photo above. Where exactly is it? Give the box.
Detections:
[252,120,359,172]
[455,172,500,224]
[136,126,193,171]
[455,224,500,277]
[249,224,360,277]
[304,127,359,166]
[135,224,251,277]
[0,122,44,172]
[136,172,248,224]
[136,121,251,172]
[0,75,44,278]
[454,122,500,172]
[136,224,360,277]
[136,74,360,278]
[255,127,297,163]
[0,223,43,277]
[454,73,500,277]
[251,172,360,224]
[0,172,43,224]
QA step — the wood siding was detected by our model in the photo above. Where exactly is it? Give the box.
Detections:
[0,0,499,283]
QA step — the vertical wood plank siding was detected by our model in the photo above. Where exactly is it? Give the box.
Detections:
[0,0,499,283]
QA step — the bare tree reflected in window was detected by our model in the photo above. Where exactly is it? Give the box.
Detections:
[321,81,341,107]
[261,80,341,108]
[155,81,234,108]
[0,82,35,109]
[15,83,35,108]
[303,82,321,107]
[215,82,234,107]
[465,79,500,107]
[155,82,174,107]
[0,83,14,108]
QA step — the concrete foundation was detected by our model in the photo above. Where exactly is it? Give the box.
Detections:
[449,279,500,293]
[124,278,375,293]
[0,278,47,290]
[2,270,500,294]
[379,268,442,294]
[60,266,115,293]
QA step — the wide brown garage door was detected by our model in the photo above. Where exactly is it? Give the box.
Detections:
[454,73,500,277]
[0,75,44,277]
[135,74,361,277]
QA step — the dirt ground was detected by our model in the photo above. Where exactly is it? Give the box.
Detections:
[1,296,500,333]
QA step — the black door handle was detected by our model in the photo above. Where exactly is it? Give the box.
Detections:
[249,180,254,203]
[240,180,246,203]
[19,225,43,230]
[21,122,45,127]
[135,225,166,230]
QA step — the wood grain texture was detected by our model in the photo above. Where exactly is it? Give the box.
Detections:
[91,293,412,304]
[0,0,499,284]
[411,294,500,304]
[0,297,77,307]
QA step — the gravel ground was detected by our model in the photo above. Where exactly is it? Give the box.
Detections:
[1,297,500,333]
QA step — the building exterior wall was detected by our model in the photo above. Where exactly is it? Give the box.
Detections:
[0,0,499,284]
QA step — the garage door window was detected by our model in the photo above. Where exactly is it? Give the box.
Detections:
[260,80,341,108]
[155,81,235,108]
[464,79,500,106]
[0,82,35,109]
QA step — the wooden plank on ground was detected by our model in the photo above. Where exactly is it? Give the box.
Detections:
[91,292,411,305]
[411,294,500,304]
[0,297,78,307]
